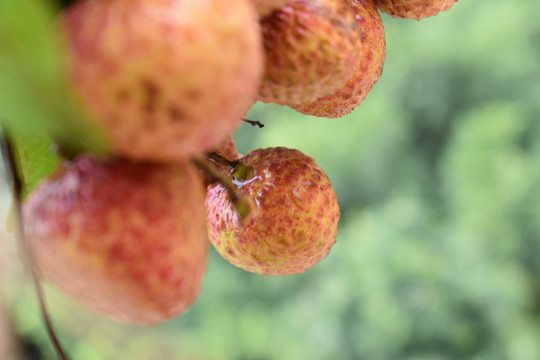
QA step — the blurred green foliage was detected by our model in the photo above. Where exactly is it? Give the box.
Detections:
[0,0,108,189]
[3,0,540,359]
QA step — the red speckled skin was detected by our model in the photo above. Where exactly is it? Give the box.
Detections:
[292,0,385,118]
[61,0,263,161]
[23,155,208,324]
[206,147,340,276]
[373,0,458,20]
[258,0,362,105]
[251,0,287,16]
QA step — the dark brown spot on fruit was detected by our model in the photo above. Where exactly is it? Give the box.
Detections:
[252,254,263,264]
[277,238,290,247]
[141,78,159,113]
[268,249,279,257]
[168,105,184,122]
[116,88,130,103]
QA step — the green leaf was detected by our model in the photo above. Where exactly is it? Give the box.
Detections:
[12,131,59,199]
[0,0,109,155]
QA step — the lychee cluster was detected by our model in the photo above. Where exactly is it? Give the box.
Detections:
[21,0,460,325]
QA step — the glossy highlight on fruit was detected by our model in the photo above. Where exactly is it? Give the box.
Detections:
[206,147,340,275]
[62,0,263,161]
[23,154,208,324]
[292,0,385,118]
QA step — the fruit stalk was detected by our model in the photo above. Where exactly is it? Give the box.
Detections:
[1,132,70,360]
[192,156,253,222]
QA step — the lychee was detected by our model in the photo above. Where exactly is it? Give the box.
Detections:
[61,0,263,161]
[258,0,362,105]
[211,134,242,161]
[373,0,458,20]
[23,155,208,324]
[206,147,340,276]
[291,0,385,118]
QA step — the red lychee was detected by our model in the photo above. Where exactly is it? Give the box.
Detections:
[61,0,263,161]
[373,0,458,20]
[23,155,208,324]
[206,147,340,276]
[292,0,386,118]
[258,0,362,105]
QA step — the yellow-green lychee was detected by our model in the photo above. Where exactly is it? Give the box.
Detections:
[61,0,263,161]
[23,155,208,324]
[206,147,340,276]
[258,0,362,105]
[292,0,385,118]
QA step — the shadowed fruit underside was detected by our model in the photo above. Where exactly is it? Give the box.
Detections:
[206,147,340,275]
[23,155,208,324]
[373,0,458,20]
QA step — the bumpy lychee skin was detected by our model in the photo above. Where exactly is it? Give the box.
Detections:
[373,0,458,20]
[23,155,208,324]
[251,0,287,16]
[258,0,362,105]
[206,147,340,276]
[292,0,385,118]
[62,0,263,161]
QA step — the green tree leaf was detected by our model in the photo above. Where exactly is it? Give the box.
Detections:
[0,0,108,156]
[12,131,59,199]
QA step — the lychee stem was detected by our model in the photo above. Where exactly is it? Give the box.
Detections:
[1,132,71,360]
[50,142,79,160]
[207,152,234,169]
[192,156,252,222]
[207,152,254,182]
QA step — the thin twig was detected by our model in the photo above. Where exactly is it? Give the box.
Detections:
[242,118,264,128]
[1,132,71,360]
[192,156,253,223]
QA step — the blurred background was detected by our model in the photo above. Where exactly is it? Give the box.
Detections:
[2,0,540,359]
